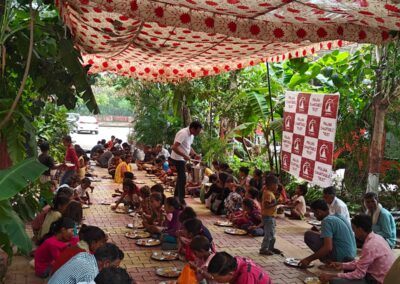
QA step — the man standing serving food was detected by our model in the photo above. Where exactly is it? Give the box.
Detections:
[170,121,203,203]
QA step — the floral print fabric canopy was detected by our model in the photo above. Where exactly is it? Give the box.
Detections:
[57,0,400,82]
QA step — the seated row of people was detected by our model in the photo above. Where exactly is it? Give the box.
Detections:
[33,215,134,283]
[32,181,84,244]
[301,205,396,284]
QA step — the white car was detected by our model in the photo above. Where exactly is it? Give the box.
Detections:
[77,116,99,134]
[67,113,79,133]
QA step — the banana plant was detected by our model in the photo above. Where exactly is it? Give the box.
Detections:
[227,88,284,170]
[0,158,47,258]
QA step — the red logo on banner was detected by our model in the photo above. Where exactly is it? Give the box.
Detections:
[305,115,321,138]
[281,151,291,172]
[299,158,315,181]
[316,140,333,165]
[296,93,311,114]
[322,95,339,118]
[291,134,304,155]
[283,112,295,132]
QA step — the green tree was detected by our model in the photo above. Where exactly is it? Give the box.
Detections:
[0,0,98,257]
[0,0,98,166]
[272,43,400,194]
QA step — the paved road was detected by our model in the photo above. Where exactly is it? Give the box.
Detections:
[71,126,131,151]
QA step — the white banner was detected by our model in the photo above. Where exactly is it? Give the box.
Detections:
[281,91,339,188]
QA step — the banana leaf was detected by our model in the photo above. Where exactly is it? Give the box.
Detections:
[0,200,32,256]
[226,122,256,138]
[0,158,47,201]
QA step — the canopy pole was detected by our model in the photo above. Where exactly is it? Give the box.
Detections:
[265,62,279,175]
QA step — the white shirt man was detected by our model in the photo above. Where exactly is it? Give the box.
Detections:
[171,127,194,161]
[170,122,203,203]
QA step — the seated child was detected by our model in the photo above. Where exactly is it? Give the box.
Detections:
[139,186,151,216]
[207,252,272,284]
[189,235,216,284]
[284,183,307,220]
[161,159,177,186]
[204,174,218,209]
[225,186,245,218]
[114,154,132,184]
[249,169,263,192]
[150,158,163,175]
[160,197,182,250]
[179,218,213,262]
[177,207,215,256]
[38,195,71,241]
[82,155,91,177]
[150,184,166,204]
[143,192,165,234]
[276,183,289,204]
[232,199,262,236]
[238,166,251,188]
[34,217,78,278]
[245,187,261,211]
[108,151,121,179]
[52,225,107,274]
[74,177,93,205]
[56,186,83,228]
[112,178,140,210]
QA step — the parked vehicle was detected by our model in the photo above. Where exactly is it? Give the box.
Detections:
[77,116,99,134]
[67,113,79,133]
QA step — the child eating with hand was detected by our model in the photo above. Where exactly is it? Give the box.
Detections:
[179,218,214,262]
[160,197,182,250]
[74,178,93,205]
[207,252,271,284]
[232,198,262,236]
[189,235,216,284]
[143,192,165,234]
[284,183,307,220]
[139,186,151,215]
[112,178,139,211]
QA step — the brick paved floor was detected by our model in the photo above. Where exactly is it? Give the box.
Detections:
[5,166,320,284]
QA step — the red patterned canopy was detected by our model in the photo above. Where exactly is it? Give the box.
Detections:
[57,0,400,82]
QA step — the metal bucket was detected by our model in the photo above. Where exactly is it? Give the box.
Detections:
[192,166,204,184]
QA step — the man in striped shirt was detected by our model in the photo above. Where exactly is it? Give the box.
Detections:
[48,243,124,284]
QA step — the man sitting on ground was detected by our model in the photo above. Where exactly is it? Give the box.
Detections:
[96,149,113,168]
[319,214,395,284]
[48,243,124,284]
[364,192,397,249]
[299,199,356,267]
[155,144,170,160]
[90,140,105,159]
[323,186,351,225]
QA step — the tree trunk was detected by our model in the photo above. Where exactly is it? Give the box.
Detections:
[367,98,388,193]
[262,128,274,171]
[181,95,191,127]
